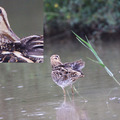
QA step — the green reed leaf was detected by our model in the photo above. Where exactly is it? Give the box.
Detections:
[73,31,120,86]
[87,57,105,67]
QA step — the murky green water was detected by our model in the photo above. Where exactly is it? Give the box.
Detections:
[0,40,120,120]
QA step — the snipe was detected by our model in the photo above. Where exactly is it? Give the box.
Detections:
[50,54,85,96]
[0,7,43,63]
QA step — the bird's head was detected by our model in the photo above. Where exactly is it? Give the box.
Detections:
[50,54,62,68]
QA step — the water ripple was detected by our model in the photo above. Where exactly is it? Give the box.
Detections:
[4,97,15,101]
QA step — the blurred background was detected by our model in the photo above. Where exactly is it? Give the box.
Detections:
[45,0,120,43]
[0,0,43,38]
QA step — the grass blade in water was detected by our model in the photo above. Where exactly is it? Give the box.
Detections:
[73,32,120,86]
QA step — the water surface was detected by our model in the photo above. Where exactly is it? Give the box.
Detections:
[0,40,120,120]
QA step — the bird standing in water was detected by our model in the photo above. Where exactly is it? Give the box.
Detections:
[50,54,85,96]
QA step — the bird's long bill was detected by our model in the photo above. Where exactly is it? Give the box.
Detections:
[0,7,20,43]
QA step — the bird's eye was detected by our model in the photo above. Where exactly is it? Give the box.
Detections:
[65,71,68,74]
[56,55,59,58]
[0,9,2,14]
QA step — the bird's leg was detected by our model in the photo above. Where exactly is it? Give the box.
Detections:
[71,84,74,96]
[63,94,66,103]
[62,87,66,97]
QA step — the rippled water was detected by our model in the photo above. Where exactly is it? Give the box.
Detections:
[0,40,120,120]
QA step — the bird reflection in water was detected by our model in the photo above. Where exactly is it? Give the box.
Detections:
[56,97,89,120]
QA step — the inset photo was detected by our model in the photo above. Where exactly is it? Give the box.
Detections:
[0,1,43,63]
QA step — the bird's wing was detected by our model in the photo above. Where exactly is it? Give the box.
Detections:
[73,59,85,71]
[21,35,44,63]
[21,35,43,51]
[64,59,85,72]
[51,65,69,80]
[51,70,63,82]
[67,68,84,79]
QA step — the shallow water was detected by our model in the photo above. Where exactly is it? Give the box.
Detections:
[0,40,120,120]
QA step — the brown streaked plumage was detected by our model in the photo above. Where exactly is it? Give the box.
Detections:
[0,7,44,63]
[50,54,85,96]
[21,35,44,63]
